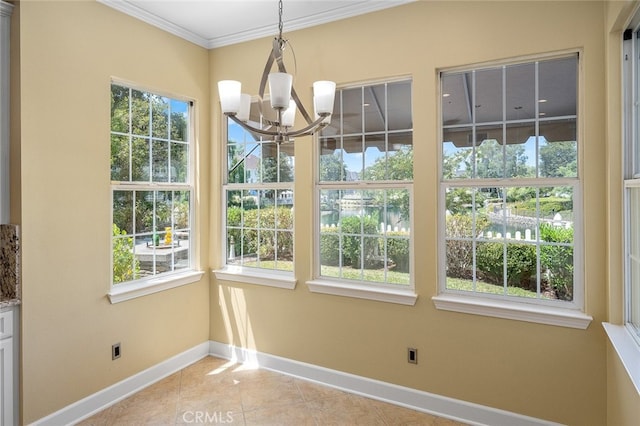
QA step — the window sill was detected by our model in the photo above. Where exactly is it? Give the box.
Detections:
[213,266,297,290]
[108,270,205,304]
[306,279,417,305]
[432,293,592,329]
[603,323,640,395]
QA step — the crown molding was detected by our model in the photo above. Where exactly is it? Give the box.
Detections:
[98,0,210,48]
[206,0,415,48]
[99,0,415,50]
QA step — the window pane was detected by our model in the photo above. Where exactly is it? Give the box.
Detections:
[151,95,169,139]
[319,138,344,182]
[135,191,154,234]
[505,242,538,298]
[342,87,363,134]
[445,239,474,287]
[156,190,173,232]
[113,190,133,235]
[275,190,294,230]
[113,234,136,284]
[171,142,189,183]
[505,123,535,178]
[131,137,150,182]
[539,119,577,178]
[475,241,505,294]
[111,85,129,133]
[387,80,412,131]
[442,127,473,179]
[445,190,474,238]
[170,100,189,142]
[364,84,386,133]
[279,144,295,183]
[261,143,279,183]
[442,72,472,126]
[131,89,150,136]
[386,236,410,284]
[343,135,363,180]
[629,188,640,332]
[476,134,503,179]
[539,56,577,118]
[364,134,385,179]
[506,63,536,121]
[111,135,129,181]
[475,68,503,123]
[152,140,169,182]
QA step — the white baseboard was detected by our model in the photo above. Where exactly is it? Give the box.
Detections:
[32,340,563,426]
[31,342,210,426]
[209,341,563,426]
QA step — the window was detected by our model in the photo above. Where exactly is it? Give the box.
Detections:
[310,79,414,303]
[438,55,583,313]
[222,99,295,277]
[110,83,194,288]
[624,28,640,344]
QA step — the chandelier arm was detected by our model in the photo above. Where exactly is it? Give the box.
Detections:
[227,114,281,138]
[285,114,330,138]
[291,87,313,125]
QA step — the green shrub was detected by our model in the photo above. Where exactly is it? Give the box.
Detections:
[386,232,410,273]
[226,206,293,261]
[112,223,139,284]
[340,216,379,268]
[540,223,573,300]
[445,214,489,279]
[522,197,572,217]
[320,226,340,266]
[476,242,536,289]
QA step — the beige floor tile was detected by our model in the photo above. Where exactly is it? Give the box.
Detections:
[73,356,469,426]
[239,374,304,412]
[294,378,348,402]
[244,401,316,426]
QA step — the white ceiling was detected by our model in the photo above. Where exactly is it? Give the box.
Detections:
[99,0,415,49]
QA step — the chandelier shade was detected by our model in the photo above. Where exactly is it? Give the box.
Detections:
[217,0,336,144]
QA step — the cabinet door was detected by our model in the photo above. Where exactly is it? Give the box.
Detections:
[0,338,13,426]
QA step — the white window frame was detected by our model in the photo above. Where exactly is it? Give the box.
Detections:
[108,81,202,303]
[433,53,592,329]
[602,14,640,397]
[214,99,297,290]
[623,24,640,347]
[306,78,417,306]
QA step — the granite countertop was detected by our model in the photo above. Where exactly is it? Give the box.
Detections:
[0,225,21,306]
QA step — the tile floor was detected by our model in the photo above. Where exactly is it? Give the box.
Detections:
[77,356,468,425]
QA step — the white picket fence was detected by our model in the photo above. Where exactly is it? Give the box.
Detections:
[321,223,410,234]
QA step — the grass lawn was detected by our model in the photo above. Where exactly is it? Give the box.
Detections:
[240,260,410,285]
[446,277,540,298]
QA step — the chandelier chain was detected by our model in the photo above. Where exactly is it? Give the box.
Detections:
[278,0,284,41]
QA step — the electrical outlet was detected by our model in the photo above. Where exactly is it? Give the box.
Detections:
[408,347,417,364]
[112,343,121,360]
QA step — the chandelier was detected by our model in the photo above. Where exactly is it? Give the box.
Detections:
[217,0,336,144]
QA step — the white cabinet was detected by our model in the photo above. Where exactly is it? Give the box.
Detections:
[0,307,17,426]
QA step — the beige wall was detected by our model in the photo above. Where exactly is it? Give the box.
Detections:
[14,1,211,422]
[210,2,608,425]
[605,1,640,425]
[15,0,640,424]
